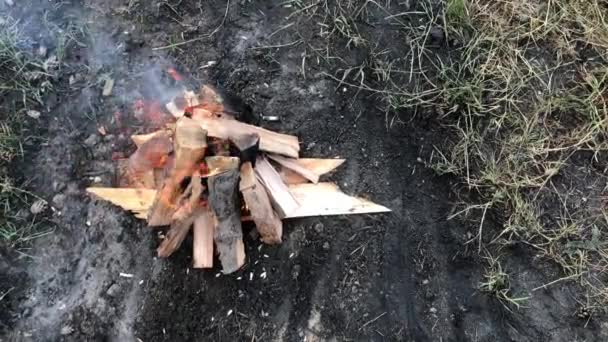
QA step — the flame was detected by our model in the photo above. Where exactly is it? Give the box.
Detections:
[167,67,183,82]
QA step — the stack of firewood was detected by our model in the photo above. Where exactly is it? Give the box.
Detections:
[87,85,389,273]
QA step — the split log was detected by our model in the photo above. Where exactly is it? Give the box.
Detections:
[206,156,245,273]
[126,134,173,189]
[172,171,204,222]
[131,129,172,148]
[148,117,207,226]
[158,206,203,258]
[240,161,282,244]
[277,158,345,184]
[255,156,299,218]
[268,155,321,183]
[193,116,300,158]
[86,187,156,218]
[285,183,391,218]
[193,207,214,268]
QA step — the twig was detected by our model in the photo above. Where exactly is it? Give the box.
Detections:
[152,0,230,50]
[359,312,386,330]
[532,273,582,292]
[250,39,303,50]
[0,287,14,301]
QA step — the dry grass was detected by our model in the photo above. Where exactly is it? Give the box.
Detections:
[289,0,608,311]
[0,18,56,248]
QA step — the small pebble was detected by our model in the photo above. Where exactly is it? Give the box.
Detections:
[314,222,324,233]
[106,283,120,297]
[322,242,330,250]
[37,45,48,57]
[30,199,48,215]
[26,110,41,119]
[84,133,100,146]
[429,307,437,314]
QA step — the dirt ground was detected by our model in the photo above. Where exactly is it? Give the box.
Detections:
[1,0,607,341]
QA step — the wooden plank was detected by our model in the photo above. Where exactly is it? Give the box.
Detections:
[268,155,320,183]
[255,156,299,218]
[207,156,245,274]
[193,116,299,158]
[285,183,391,218]
[277,158,345,184]
[192,207,215,268]
[86,188,156,215]
[240,162,282,244]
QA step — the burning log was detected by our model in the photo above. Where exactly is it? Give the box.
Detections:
[148,117,207,226]
[192,207,215,268]
[126,134,173,189]
[206,156,245,273]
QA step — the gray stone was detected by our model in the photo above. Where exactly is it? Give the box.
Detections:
[52,194,66,209]
[84,134,100,146]
[106,283,120,297]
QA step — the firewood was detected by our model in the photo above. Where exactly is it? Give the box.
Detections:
[285,183,391,218]
[193,116,300,158]
[255,156,299,218]
[197,84,225,114]
[131,129,171,148]
[240,162,282,244]
[148,117,207,226]
[86,187,156,218]
[172,171,204,222]
[126,134,173,189]
[268,155,319,183]
[206,156,245,273]
[192,207,214,268]
[157,206,203,258]
[277,158,345,184]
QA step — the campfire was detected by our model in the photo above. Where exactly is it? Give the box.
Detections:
[87,82,390,274]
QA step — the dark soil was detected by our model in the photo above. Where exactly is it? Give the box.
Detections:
[1,0,606,341]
